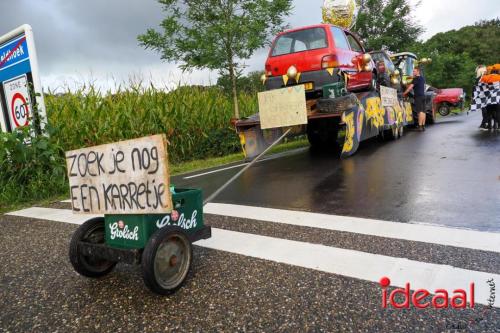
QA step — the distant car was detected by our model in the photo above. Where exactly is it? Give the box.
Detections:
[369,50,401,91]
[264,24,378,97]
[431,87,465,116]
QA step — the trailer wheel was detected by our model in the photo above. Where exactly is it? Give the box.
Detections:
[69,217,116,278]
[141,226,192,295]
[398,125,404,138]
[307,119,340,149]
[383,126,399,140]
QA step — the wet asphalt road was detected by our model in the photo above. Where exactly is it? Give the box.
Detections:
[1,111,500,332]
[175,111,500,232]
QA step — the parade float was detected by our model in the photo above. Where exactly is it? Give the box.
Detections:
[234,0,415,159]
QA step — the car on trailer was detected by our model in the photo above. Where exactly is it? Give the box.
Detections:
[262,23,379,148]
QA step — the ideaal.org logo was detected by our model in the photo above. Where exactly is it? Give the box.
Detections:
[380,277,497,330]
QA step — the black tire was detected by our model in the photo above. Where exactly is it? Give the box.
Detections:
[398,125,404,138]
[438,104,451,117]
[426,111,435,125]
[307,119,340,149]
[69,217,116,278]
[383,126,399,141]
[141,226,192,295]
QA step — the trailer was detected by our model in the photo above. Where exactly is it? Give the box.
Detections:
[235,84,414,159]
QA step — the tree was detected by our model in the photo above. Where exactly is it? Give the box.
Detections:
[409,19,500,95]
[354,0,424,51]
[138,0,293,119]
[217,70,266,95]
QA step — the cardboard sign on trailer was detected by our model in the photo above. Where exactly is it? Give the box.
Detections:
[258,85,308,130]
[66,134,173,215]
[0,24,46,133]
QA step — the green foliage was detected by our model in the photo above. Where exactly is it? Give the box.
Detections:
[138,0,293,118]
[355,0,424,51]
[0,126,67,209]
[46,84,258,164]
[217,70,266,95]
[409,19,500,95]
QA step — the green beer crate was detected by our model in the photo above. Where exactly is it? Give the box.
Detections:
[323,81,347,99]
[105,188,204,249]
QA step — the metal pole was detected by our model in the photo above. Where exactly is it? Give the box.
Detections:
[203,128,292,205]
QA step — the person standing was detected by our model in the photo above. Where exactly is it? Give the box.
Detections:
[403,67,426,131]
[474,65,490,129]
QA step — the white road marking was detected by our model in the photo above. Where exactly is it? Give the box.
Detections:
[61,199,72,203]
[204,203,500,253]
[181,148,308,180]
[183,162,248,179]
[6,206,500,308]
[7,207,99,224]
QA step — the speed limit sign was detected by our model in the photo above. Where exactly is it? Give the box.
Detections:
[3,74,31,129]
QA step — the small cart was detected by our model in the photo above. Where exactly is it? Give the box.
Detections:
[69,187,211,295]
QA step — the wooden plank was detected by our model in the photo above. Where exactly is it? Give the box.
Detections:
[258,85,308,129]
[65,134,172,215]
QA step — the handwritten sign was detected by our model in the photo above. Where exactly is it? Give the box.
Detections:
[380,86,399,107]
[258,85,308,129]
[65,135,172,214]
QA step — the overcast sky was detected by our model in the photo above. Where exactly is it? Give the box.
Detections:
[0,0,498,92]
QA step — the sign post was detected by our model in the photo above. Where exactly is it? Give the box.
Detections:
[0,24,46,133]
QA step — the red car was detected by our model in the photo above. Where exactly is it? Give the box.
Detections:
[264,24,377,96]
[431,87,465,116]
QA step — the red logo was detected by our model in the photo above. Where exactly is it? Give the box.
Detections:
[171,210,179,222]
[118,220,125,229]
[380,276,475,309]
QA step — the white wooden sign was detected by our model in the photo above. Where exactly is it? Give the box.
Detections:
[258,85,308,129]
[380,85,398,107]
[66,135,172,214]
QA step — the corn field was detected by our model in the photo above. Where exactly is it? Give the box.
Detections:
[46,85,258,163]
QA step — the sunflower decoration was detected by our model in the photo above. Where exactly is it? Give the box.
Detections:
[480,64,500,84]
[322,0,359,29]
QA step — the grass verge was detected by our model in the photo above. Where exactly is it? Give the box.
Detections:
[0,138,310,214]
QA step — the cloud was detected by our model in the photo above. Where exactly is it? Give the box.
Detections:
[0,0,498,91]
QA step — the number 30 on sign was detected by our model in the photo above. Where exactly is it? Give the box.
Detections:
[3,74,31,129]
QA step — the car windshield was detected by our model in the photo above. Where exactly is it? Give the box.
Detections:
[371,52,385,63]
[271,27,327,56]
[397,56,415,76]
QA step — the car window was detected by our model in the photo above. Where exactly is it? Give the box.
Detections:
[346,34,363,53]
[384,56,395,71]
[271,28,327,56]
[398,57,415,76]
[330,27,350,50]
[272,37,293,56]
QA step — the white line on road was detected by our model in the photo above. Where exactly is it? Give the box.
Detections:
[204,203,500,253]
[6,206,500,308]
[7,207,99,224]
[183,162,248,179]
[181,148,308,180]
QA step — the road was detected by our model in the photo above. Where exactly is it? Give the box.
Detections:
[175,111,500,231]
[1,111,499,332]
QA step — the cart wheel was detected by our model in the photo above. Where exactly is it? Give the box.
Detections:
[69,217,116,278]
[141,226,192,295]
